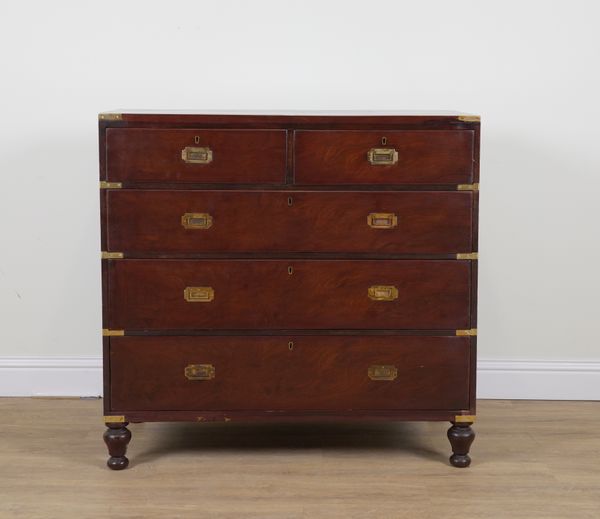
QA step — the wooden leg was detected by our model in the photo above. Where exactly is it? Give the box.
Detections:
[103,422,132,470]
[447,422,475,468]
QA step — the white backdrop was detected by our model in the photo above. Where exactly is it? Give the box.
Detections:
[1,0,599,397]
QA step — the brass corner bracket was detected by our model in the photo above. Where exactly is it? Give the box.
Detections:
[454,415,476,423]
[98,113,122,121]
[102,329,125,336]
[456,252,478,260]
[457,115,480,122]
[101,251,124,260]
[456,329,477,337]
[99,181,122,189]
[457,183,479,191]
[104,415,125,423]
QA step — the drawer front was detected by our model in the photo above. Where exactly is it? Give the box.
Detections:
[106,190,473,254]
[110,335,471,411]
[108,260,470,330]
[295,130,474,185]
[105,129,287,184]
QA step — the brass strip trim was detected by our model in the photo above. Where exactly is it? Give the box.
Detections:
[102,329,125,336]
[454,415,476,423]
[456,329,477,337]
[456,252,478,260]
[99,181,122,189]
[457,115,480,122]
[457,183,479,191]
[99,113,123,121]
[104,415,125,423]
[101,251,124,260]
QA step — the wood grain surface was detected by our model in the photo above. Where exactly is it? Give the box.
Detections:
[107,259,471,330]
[109,335,471,411]
[105,128,287,183]
[106,190,473,254]
[1,398,598,518]
[294,130,474,185]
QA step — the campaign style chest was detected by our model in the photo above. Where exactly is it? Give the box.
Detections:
[100,111,479,469]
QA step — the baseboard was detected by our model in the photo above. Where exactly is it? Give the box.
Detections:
[0,356,103,397]
[0,356,599,400]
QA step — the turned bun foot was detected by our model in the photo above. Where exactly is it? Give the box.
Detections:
[447,422,475,468]
[103,422,132,470]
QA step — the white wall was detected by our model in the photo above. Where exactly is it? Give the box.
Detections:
[1,1,599,397]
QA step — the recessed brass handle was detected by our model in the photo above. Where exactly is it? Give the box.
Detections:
[367,213,398,229]
[184,286,214,302]
[367,148,398,165]
[368,285,398,301]
[368,365,398,381]
[181,213,213,230]
[184,364,215,380]
[182,146,213,164]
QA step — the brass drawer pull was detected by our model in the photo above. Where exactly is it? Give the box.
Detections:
[184,286,214,302]
[181,212,213,229]
[367,148,398,165]
[368,365,398,381]
[368,285,398,301]
[367,213,398,229]
[182,146,213,164]
[184,364,215,380]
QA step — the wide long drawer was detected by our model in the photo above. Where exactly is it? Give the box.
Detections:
[107,259,471,330]
[294,130,474,185]
[106,190,473,254]
[109,335,471,411]
[105,129,287,184]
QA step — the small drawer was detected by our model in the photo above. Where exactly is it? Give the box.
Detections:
[294,130,474,185]
[107,259,471,330]
[109,335,471,411]
[106,190,473,254]
[105,129,287,184]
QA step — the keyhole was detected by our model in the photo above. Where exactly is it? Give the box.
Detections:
[287,196,293,206]
[288,266,294,275]
[194,136,200,144]
[288,341,294,350]
[381,136,387,145]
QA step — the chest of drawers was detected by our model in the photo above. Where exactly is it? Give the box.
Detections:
[100,111,479,469]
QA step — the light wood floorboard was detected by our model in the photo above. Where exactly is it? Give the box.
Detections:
[0,399,599,518]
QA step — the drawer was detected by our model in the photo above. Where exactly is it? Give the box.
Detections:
[105,129,287,184]
[294,130,474,185]
[106,190,473,254]
[109,335,471,411]
[107,259,471,330]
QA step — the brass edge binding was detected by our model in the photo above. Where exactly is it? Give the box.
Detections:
[99,181,122,189]
[104,415,125,423]
[98,113,123,121]
[456,329,477,336]
[101,251,124,259]
[102,329,125,336]
[456,252,478,260]
[457,183,479,191]
[454,415,476,423]
[457,115,480,122]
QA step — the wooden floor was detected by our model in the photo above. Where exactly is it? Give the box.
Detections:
[1,399,599,518]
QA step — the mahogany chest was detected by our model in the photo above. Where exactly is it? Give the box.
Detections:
[100,111,479,469]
